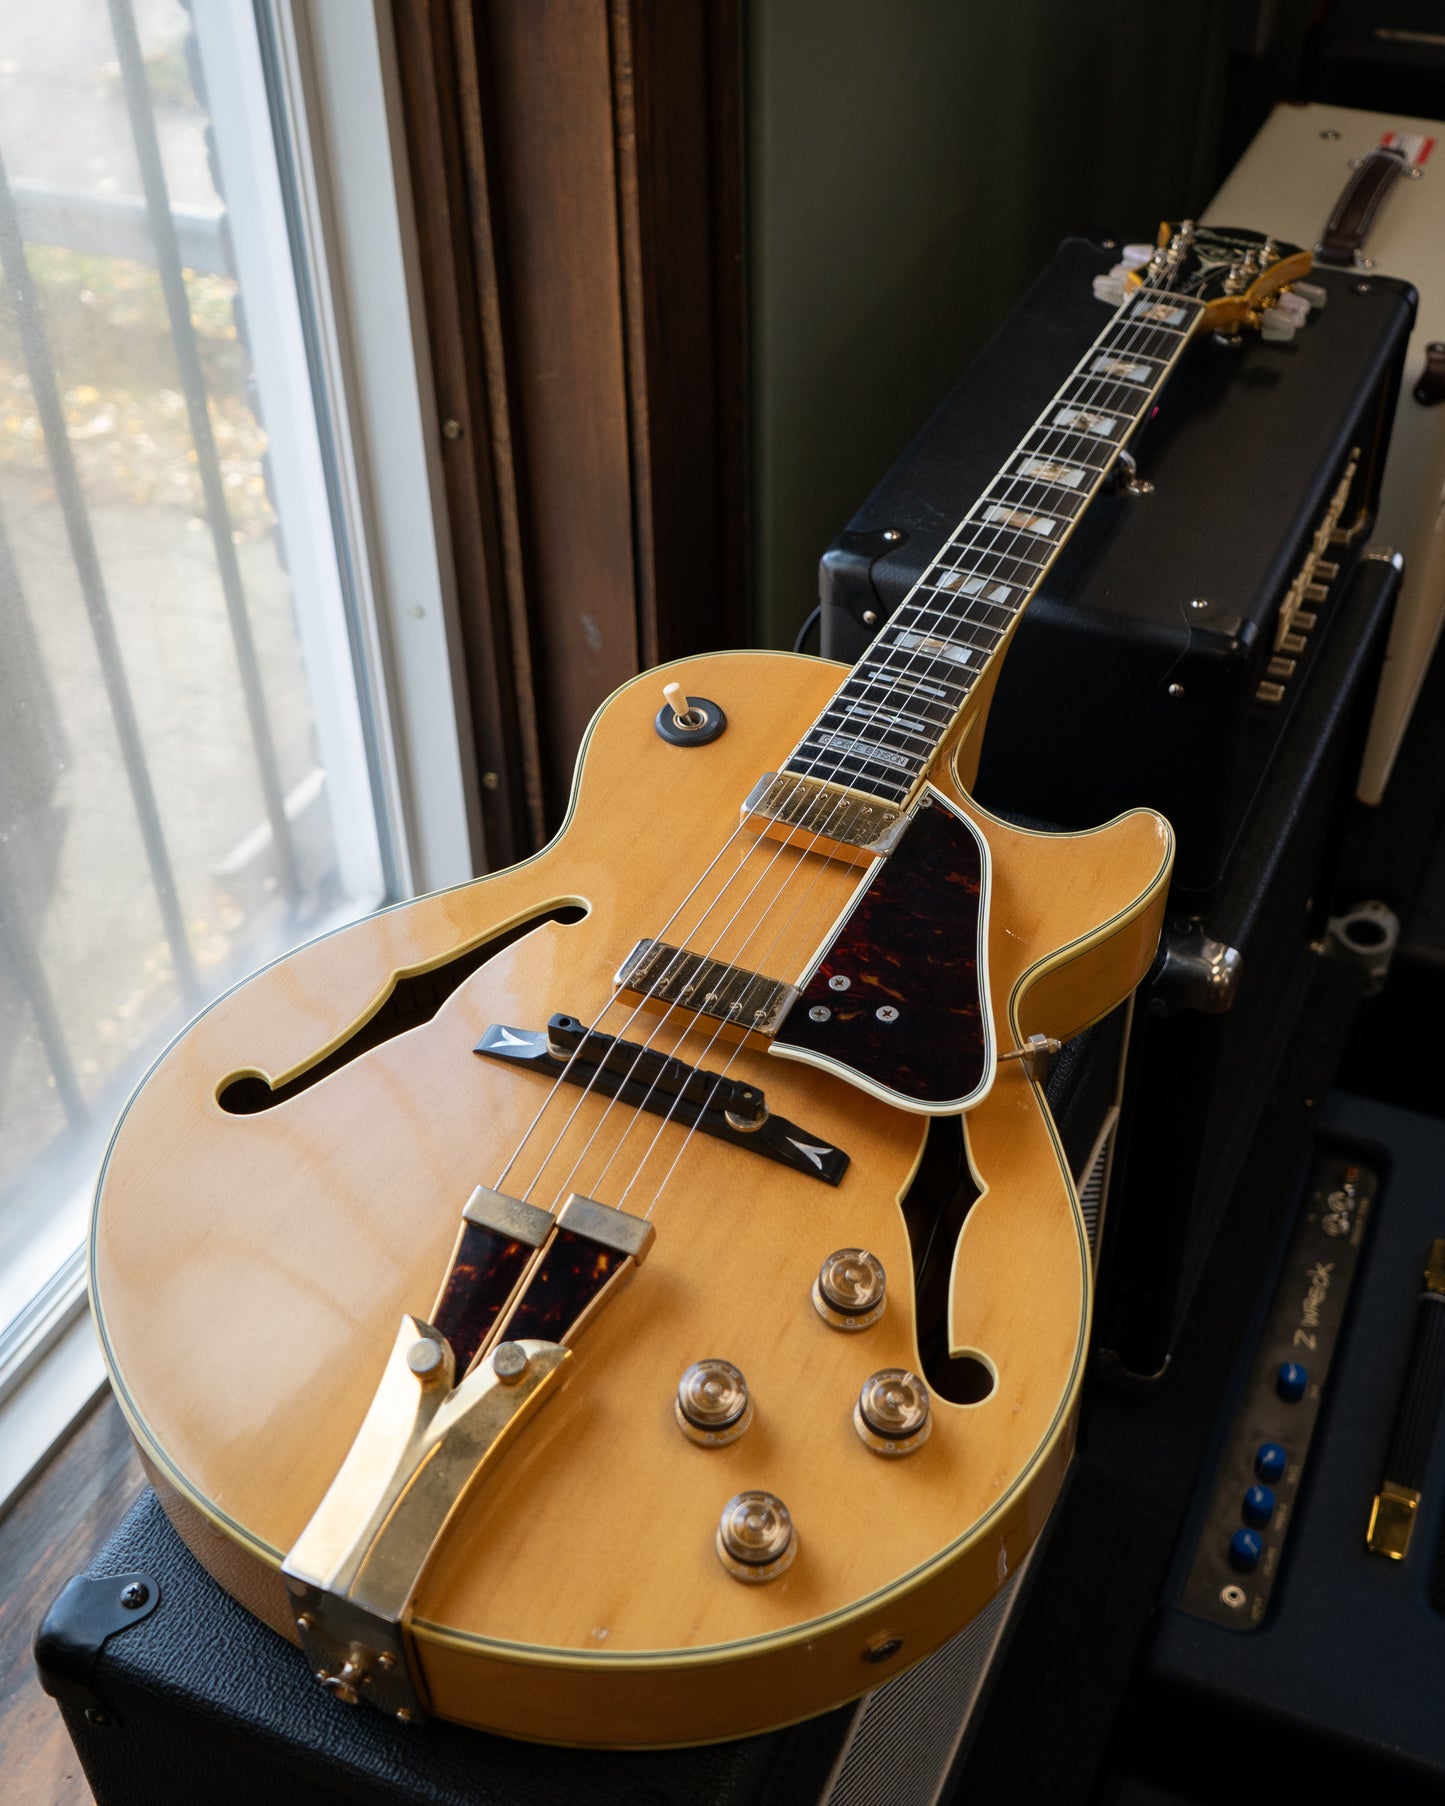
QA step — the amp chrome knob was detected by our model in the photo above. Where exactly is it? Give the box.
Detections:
[813,1248,886,1331]
[716,1490,796,1582]
[676,1359,752,1446]
[855,1368,931,1456]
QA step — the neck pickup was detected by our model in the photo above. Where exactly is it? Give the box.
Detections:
[741,772,906,863]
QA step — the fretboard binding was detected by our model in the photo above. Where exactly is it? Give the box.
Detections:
[777,281,1202,794]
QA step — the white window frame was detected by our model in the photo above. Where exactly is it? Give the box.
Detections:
[0,0,479,1510]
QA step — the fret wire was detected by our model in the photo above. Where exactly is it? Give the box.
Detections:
[781,277,1201,782]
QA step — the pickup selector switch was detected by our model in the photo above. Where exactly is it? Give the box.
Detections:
[814,1249,886,1331]
[855,1369,931,1455]
[676,1359,752,1446]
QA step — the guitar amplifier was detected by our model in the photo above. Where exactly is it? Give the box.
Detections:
[818,234,1413,900]
[1115,1091,1445,1803]
[1206,100,1445,804]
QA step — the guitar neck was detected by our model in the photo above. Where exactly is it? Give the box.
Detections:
[783,282,1207,807]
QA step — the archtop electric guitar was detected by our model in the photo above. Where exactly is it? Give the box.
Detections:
[91,223,1310,1746]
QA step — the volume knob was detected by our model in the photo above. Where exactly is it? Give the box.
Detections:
[814,1248,887,1331]
[676,1359,752,1446]
[855,1369,932,1456]
[716,1491,796,1582]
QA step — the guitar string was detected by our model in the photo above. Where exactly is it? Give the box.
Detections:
[542,308,1198,1209]
[501,265,1199,1216]
[488,260,1195,1213]
[484,259,1198,1217]
[506,266,1198,1215]
[598,271,1214,1219]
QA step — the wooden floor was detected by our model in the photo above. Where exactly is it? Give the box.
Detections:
[0,1392,146,1806]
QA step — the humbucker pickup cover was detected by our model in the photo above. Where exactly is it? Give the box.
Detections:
[741,772,907,863]
[614,939,798,1037]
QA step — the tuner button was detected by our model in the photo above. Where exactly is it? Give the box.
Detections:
[716,1491,796,1582]
[814,1249,887,1331]
[1276,290,1310,327]
[1260,308,1296,343]
[855,1369,932,1456]
[676,1359,752,1446]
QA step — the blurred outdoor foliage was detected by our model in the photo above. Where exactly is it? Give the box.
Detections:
[0,245,273,537]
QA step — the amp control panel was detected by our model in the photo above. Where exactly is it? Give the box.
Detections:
[1178,1147,1377,1629]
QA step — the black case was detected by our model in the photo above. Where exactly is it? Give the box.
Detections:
[819,236,1413,898]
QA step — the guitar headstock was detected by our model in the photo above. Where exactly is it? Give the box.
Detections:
[1145,221,1312,333]
[1104,221,1314,341]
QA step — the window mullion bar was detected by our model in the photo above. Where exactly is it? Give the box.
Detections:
[0,143,200,1004]
[107,0,304,915]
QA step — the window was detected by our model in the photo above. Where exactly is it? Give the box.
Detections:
[0,0,472,1494]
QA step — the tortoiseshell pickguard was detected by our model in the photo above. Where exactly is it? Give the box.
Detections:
[772,789,991,1110]
[432,1223,536,1371]
[496,1229,629,1346]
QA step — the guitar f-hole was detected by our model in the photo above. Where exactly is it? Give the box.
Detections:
[216,903,586,1115]
[903,1115,997,1405]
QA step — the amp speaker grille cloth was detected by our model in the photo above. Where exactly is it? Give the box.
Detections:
[818,1567,1023,1806]
[817,1119,1115,1805]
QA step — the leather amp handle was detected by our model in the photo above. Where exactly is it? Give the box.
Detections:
[1318,144,1409,267]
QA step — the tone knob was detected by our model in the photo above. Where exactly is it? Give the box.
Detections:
[814,1248,887,1331]
[676,1359,752,1446]
[855,1369,932,1456]
[716,1491,796,1583]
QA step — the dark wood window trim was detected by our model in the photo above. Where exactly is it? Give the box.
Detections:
[391,0,747,865]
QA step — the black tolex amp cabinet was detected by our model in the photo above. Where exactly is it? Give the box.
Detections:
[821,236,1412,903]
[1114,1092,1445,1805]
[820,232,1411,1375]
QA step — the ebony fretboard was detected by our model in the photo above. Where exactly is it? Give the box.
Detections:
[783,289,1206,804]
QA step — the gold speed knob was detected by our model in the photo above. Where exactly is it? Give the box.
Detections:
[716,1490,796,1583]
[813,1248,886,1331]
[676,1358,752,1446]
[855,1368,931,1456]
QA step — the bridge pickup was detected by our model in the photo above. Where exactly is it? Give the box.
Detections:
[614,938,798,1039]
[741,772,907,864]
[474,1016,848,1185]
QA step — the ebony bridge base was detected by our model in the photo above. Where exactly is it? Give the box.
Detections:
[474,1014,849,1184]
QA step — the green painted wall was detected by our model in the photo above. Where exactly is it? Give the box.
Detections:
[747,0,1231,648]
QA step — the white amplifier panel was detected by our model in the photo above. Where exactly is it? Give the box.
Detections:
[1206,102,1445,804]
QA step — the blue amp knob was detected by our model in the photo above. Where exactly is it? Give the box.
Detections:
[1243,1484,1275,1528]
[1229,1528,1263,1573]
[1276,1361,1308,1402]
[1254,1441,1287,1483]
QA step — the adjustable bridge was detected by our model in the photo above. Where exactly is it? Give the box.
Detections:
[474,1013,848,1184]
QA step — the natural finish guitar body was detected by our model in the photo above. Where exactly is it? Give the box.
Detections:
[92,648,1172,1746]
